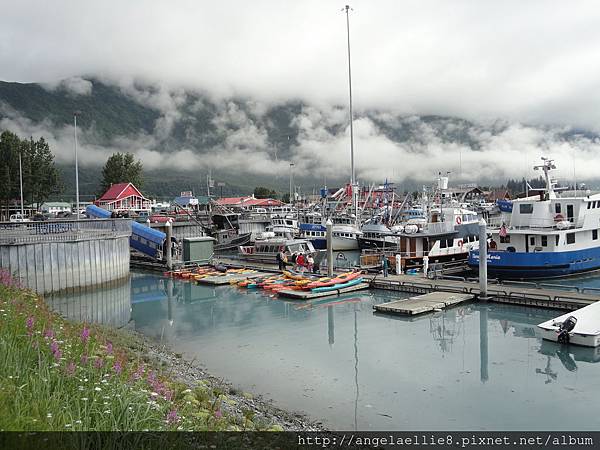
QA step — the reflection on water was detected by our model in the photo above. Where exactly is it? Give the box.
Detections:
[45,276,131,328]
[45,270,600,430]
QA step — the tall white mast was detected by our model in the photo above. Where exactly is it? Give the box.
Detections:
[343,5,358,224]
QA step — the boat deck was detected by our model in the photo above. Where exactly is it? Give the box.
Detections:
[196,273,265,285]
[374,292,473,316]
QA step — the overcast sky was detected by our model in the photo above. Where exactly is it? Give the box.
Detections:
[3,1,600,186]
[3,0,600,128]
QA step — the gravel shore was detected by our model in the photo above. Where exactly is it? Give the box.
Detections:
[122,328,327,432]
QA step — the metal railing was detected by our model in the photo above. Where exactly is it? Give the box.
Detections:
[0,219,131,245]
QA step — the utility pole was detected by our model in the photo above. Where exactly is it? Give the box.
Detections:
[19,151,24,216]
[289,163,295,204]
[74,111,81,220]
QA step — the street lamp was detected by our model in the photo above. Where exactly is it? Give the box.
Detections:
[74,111,81,220]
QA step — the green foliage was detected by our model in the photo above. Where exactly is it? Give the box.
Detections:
[253,186,277,199]
[100,153,144,194]
[0,270,276,431]
[280,193,290,203]
[0,131,63,217]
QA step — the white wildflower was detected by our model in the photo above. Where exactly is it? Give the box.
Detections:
[75,420,82,424]
[46,413,52,418]
[65,424,72,428]
[81,398,88,401]
[94,387,101,392]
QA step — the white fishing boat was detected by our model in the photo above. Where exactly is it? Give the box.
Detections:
[469,157,600,278]
[238,238,316,264]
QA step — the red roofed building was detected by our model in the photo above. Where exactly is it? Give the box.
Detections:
[215,196,284,210]
[95,183,151,212]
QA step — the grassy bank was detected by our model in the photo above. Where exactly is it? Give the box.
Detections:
[0,269,283,432]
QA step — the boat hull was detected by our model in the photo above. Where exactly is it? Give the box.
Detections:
[468,247,600,279]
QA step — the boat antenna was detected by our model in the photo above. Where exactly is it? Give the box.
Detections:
[342,4,358,224]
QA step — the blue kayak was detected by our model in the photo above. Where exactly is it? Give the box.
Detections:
[311,277,363,293]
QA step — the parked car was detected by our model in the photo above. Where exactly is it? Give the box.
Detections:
[32,213,49,221]
[9,213,30,223]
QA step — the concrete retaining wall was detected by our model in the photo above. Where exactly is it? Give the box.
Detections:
[0,236,130,295]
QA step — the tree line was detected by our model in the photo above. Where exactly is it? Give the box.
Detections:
[0,131,62,219]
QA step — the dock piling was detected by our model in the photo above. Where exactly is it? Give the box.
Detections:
[396,254,402,275]
[326,219,333,277]
[478,218,489,300]
[423,255,429,278]
[165,221,173,270]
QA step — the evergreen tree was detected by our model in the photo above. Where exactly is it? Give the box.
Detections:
[253,186,277,199]
[0,131,62,219]
[100,152,143,194]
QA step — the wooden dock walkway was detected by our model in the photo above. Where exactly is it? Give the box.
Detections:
[366,274,600,311]
[196,273,265,285]
[374,292,473,316]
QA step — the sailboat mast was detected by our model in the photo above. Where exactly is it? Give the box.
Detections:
[343,5,358,223]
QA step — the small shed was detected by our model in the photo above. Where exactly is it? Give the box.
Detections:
[182,237,215,263]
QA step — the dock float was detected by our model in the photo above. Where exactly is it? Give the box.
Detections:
[374,292,474,316]
[277,282,370,300]
[367,274,600,311]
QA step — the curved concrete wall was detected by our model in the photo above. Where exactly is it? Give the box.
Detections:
[0,236,130,295]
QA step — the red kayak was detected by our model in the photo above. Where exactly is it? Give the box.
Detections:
[306,272,361,289]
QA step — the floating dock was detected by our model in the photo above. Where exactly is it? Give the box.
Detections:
[277,282,370,300]
[367,274,600,311]
[374,292,473,316]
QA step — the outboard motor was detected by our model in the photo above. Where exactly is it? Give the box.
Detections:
[556,316,577,344]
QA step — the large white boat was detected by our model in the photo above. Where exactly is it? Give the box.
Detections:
[298,214,362,251]
[469,157,600,279]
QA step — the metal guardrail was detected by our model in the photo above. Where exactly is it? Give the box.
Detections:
[0,219,131,244]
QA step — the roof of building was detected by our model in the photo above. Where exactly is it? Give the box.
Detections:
[97,183,147,202]
[214,196,284,207]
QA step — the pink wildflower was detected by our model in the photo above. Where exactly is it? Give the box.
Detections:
[26,316,34,331]
[80,353,88,365]
[147,370,156,384]
[215,409,222,418]
[80,326,90,344]
[164,389,173,401]
[44,329,54,339]
[94,357,104,369]
[106,342,113,355]
[50,341,59,355]
[54,350,62,361]
[113,360,122,375]
[165,410,179,425]
[66,361,76,376]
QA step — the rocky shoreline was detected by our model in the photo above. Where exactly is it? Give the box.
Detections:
[122,327,327,432]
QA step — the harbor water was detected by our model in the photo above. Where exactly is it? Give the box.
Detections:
[46,270,600,430]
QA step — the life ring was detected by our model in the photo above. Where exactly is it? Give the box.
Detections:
[456,216,462,225]
[457,239,463,248]
[554,214,564,222]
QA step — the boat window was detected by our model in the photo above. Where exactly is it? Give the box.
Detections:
[588,202,591,210]
[594,230,598,241]
[566,233,575,244]
[556,235,560,246]
[555,203,561,214]
[529,236,535,246]
[541,235,548,247]
[520,204,533,214]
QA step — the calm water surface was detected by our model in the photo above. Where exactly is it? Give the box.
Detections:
[47,270,600,430]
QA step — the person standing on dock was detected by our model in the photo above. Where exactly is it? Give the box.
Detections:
[277,249,287,270]
[306,254,314,273]
[382,255,389,277]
